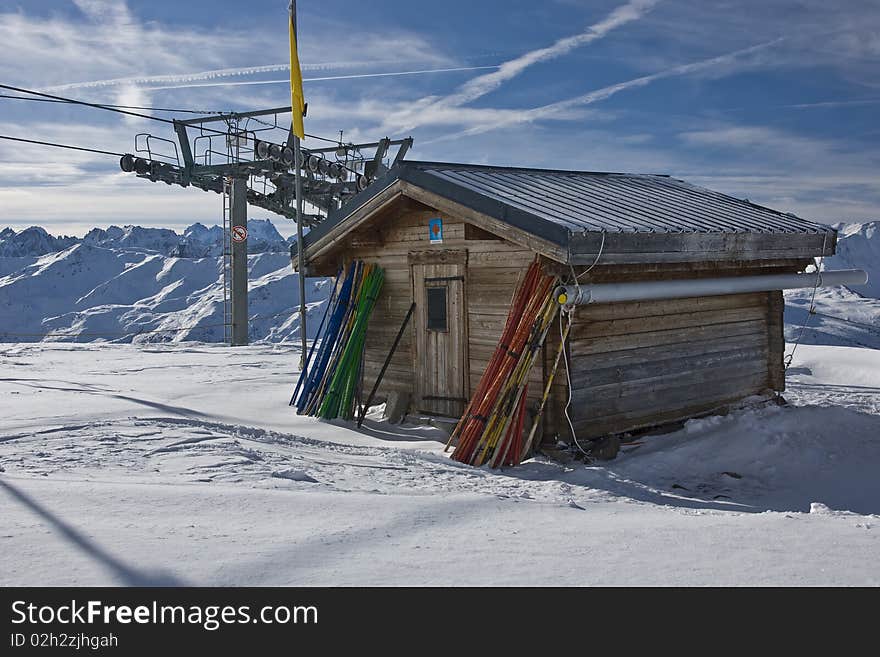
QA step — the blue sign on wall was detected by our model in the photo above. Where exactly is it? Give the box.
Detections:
[429,217,443,244]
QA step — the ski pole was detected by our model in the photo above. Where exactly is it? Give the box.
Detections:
[357,301,416,427]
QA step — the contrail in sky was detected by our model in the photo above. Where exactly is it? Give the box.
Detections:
[384,0,660,134]
[140,66,500,91]
[442,0,660,108]
[45,65,496,93]
[421,39,782,144]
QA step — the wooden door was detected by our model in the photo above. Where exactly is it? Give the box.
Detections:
[411,256,468,417]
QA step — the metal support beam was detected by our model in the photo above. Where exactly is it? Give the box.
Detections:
[230,177,249,346]
[556,269,869,306]
[392,137,413,166]
[364,137,390,179]
[304,138,412,155]
[178,106,294,126]
[172,120,194,170]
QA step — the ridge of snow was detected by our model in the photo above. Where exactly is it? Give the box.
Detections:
[1,218,293,258]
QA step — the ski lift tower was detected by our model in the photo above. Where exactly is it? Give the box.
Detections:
[119,107,412,346]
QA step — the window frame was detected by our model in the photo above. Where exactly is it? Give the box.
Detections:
[425,284,448,333]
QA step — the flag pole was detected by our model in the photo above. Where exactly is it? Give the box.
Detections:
[294,136,307,370]
[290,1,308,370]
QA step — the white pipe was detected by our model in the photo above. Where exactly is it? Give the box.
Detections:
[556,269,869,306]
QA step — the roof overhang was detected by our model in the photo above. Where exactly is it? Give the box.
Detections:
[297,174,570,266]
[297,162,837,267]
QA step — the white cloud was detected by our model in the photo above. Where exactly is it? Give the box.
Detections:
[445,0,659,107]
[677,123,880,180]
[138,66,499,92]
[72,0,134,26]
[539,39,779,111]
[381,0,659,132]
[0,174,226,234]
[0,0,455,112]
[3,0,878,231]
[45,64,295,93]
[420,39,781,143]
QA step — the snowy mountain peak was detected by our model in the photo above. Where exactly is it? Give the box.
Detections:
[183,222,221,241]
[82,224,181,255]
[245,218,288,253]
[822,220,879,298]
[1,218,293,258]
[0,225,78,257]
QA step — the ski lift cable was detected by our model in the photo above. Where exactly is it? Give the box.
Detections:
[0,93,227,115]
[0,133,126,157]
[0,84,350,146]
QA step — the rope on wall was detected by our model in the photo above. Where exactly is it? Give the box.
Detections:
[559,305,592,460]
[784,231,828,369]
[560,230,606,459]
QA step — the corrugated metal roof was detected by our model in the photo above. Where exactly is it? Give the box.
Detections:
[407,161,831,235]
[302,160,835,263]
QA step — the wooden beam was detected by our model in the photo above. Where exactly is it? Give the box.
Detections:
[767,290,785,392]
[567,389,776,440]
[300,181,406,264]
[407,249,468,265]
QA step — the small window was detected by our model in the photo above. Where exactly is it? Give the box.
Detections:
[426,286,447,331]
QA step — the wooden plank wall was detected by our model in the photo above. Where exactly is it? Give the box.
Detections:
[466,248,543,412]
[316,201,542,411]
[547,260,802,441]
[309,198,801,438]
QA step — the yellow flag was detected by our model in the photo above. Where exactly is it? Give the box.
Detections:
[289,1,305,139]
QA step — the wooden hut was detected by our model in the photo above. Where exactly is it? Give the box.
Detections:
[296,161,837,447]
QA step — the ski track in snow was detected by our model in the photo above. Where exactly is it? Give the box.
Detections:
[1,339,875,510]
[1,342,879,585]
[1,217,879,584]
[0,414,624,507]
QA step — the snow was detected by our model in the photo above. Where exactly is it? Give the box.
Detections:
[0,246,329,343]
[0,226,78,257]
[0,219,878,585]
[82,224,181,256]
[824,221,880,298]
[2,219,876,349]
[0,218,330,344]
[1,340,878,586]
[181,222,224,257]
[0,217,293,259]
[782,221,880,350]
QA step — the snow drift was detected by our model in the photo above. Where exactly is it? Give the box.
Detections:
[1,340,878,585]
[0,222,878,586]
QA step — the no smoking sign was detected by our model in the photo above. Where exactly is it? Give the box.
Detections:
[231,225,248,243]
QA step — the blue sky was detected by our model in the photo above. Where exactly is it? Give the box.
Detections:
[0,0,878,235]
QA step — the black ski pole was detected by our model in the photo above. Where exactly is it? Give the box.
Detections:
[357,302,416,427]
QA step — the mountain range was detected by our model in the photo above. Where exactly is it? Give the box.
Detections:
[0,218,295,259]
[0,219,876,346]
[0,218,325,344]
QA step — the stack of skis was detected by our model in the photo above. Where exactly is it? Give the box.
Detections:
[447,260,560,468]
[291,260,385,420]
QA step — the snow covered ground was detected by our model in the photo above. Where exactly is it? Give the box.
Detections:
[1,340,878,586]
[1,219,877,585]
